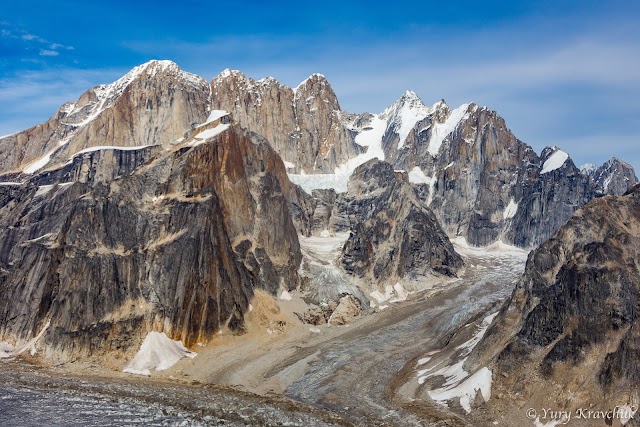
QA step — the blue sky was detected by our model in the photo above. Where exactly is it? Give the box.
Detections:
[1,0,639,170]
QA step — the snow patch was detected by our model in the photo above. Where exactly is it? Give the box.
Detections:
[283,160,296,169]
[123,331,196,376]
[407,166,434,185]
[540,149,569,174]
[503,199,518,219]
[0,320,50,359]
[428,367,492,413]
[279,290,292,301]
[428,103,470,156]
[288,174,349,194]
[191,124,230,145]
[23,149,57,174]
[370,283,409,306]
[417,357,431,366]
[71,144,157,158]
[199,110,228,126]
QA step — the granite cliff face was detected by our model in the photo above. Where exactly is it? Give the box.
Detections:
[0,60,209,177]
[210,70,362,173]
[0,111,301,362]
[469,185,640,420]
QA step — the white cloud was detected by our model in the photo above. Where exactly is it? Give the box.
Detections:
[39,49,59,57]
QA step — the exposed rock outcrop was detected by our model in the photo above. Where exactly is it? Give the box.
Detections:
[0,121,301,362]
[210,70,362,173]
[469,184,640,418]
[592,157,639,196]
[0,60,210,176]
[339,159,463,284]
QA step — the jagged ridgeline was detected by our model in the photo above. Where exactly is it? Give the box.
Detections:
[465,184,640,420]
[0,60,637,362]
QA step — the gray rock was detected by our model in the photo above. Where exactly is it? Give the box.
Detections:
[470,185,640,403]
[0,123,301,362]
[339,160,463,284]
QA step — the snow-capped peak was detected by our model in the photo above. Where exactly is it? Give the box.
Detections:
[294,73,330,93]
[580,163,598,176]
[432,99,449,110]
[215,69,248,83]
[383,91,430,149]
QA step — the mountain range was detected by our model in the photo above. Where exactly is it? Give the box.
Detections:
[0,59,638,425]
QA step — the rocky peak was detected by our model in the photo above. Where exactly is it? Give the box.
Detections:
[293,73,341,113]
[340,159,463,284]
[430,99,451,122]
[592,156,639,195]
[0,61,210,176]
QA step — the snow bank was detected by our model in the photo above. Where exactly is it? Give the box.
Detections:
[123,332,196,376]
[427,103,470,156]
[503,199,518,219]
[540,149,569,174]
[71,144,157,158]
[407,166,433,185]
[279,290,292,301]
[429,367,492,413]
[370,283,409,306]
[191,124,230,144]
[23,149,57,174]
[0,320,51,359]
[200,110,228,126]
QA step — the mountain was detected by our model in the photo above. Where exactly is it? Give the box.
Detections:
[211,73,638,248]
[0,60,210,179]
[210,70,362,173]
[466,185,640,422]
[339,159,463,283]
[0,61,468,362]
[3,64,636,250]
[0,84,301,362]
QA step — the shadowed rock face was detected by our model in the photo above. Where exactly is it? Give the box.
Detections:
[0,124,301,362]
[470,184,640,409]
[339,160,463,284]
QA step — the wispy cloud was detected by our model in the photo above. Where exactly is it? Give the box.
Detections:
[1,22,75,60]
[39,49,59,57]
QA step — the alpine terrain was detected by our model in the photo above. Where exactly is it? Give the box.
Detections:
[0,60,637,427]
